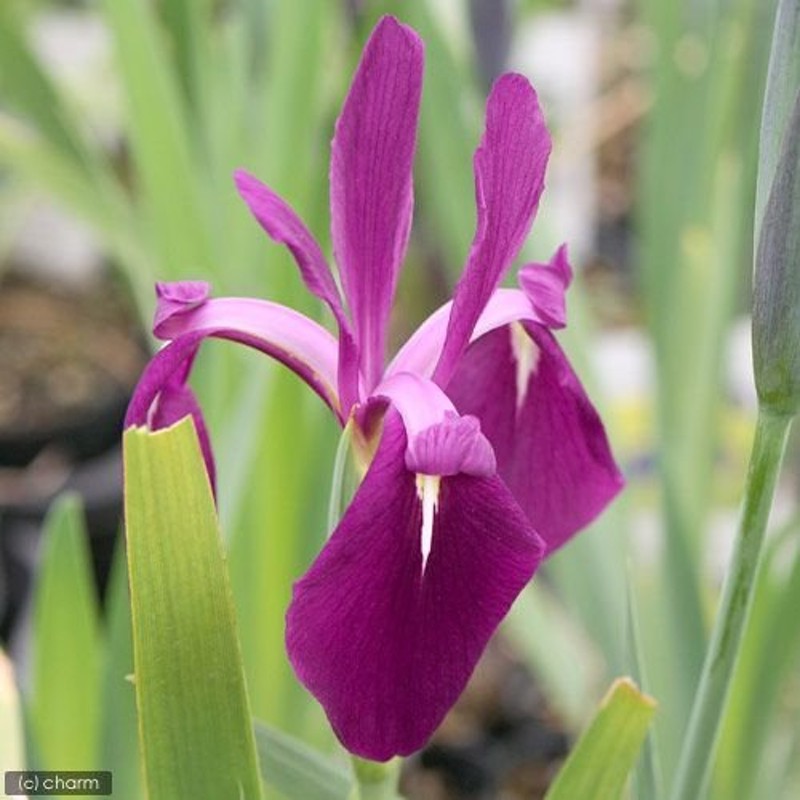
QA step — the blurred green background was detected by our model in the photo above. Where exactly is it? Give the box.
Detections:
[0,0,798,798]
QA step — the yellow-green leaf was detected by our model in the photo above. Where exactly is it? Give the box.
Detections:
[254,720,353,800]
[123,420,262,799]
[30,494,101,771]
[98,540,142,800]
[545,678,657,800]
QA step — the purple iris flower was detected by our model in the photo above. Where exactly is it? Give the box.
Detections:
[125,16,622,761]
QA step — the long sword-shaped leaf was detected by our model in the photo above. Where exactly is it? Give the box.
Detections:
[254,720,353,800]
[712,515,800,800]
[29,494,101,771]
[0,122,151,309]
[98,539,142,800]
[0,4,149,306]
[100,0,215,278]
[157,0,214,120]
[626,569,663,800]
[545,678,657,800]
[123,420,262,799]
[0,4,89,165]
[635,0,769,773]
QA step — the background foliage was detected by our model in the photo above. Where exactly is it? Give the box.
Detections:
[1,0,798,798]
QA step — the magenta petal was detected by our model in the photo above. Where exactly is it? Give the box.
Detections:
[148,366,216,490]
[331,15,424,389]
[126,333,204,428]
[388,288,543,380]
[127,291,349,483]
[124,332,216,484]
[371,372,496,477]
[447,324,623,552]
[153,281,211,336]
[286,412,544,760]
[518,243,572,329]
[433,74,551,386]
[233,171,361,411]
[153,293,344,418]
[406,413,496,477]
[234,170,344,317]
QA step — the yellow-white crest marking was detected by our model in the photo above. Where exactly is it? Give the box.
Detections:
[415,474,441,572]
[509,321,540,411]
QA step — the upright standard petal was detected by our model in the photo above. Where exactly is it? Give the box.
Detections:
[286,412,544,760]
[433,74,551,387]
[330,15,424,390]
[234,170,344,316]
[447,323,623,552]
[234,170,360,413]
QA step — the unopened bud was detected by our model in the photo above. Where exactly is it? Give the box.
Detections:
[753,89,800,415]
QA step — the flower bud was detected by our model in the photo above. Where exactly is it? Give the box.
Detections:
[753,89,800,415]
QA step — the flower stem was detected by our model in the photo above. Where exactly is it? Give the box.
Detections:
[670,409,792,800]
[327,421,355,534]
[351,756,401,800]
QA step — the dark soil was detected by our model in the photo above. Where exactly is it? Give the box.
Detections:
[402,638,571,800]
[0,270,147,641]
[0,272,147,466]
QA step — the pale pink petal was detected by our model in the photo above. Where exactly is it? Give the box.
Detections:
[371,372,495,476]
[154,290,344,416]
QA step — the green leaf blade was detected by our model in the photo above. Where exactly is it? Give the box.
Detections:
[545,678,657,800]
[254,720,353,800]
[29,494,101,771]
[0,4,88,166]
[100,0,215,277]
[123,420,262,800]
[98,541,142,800]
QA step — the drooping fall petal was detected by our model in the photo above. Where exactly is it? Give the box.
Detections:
[447,324,623,552]
[433,74,551,386]
[147,363,217,490]
[124,332,216,481]
[285,412,544,761]
[330,15,424,390]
